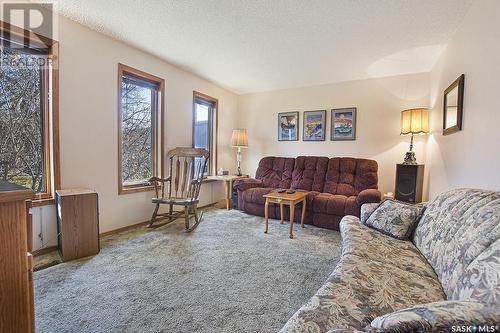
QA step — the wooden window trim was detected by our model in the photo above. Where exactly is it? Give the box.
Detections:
[192,91,218,176]
[0,21,60,206]
[117,63,165,195]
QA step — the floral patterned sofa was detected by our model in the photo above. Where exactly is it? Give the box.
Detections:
[280,188,500,332]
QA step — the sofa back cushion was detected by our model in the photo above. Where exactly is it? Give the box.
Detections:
[255,156,295,188]
[413,188,500,301]
[323,158,378,196]
[290,156,329,191]
[451,238,499,304]
[364,199,425,240]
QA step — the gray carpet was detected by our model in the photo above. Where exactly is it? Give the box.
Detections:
[35,209,341,333]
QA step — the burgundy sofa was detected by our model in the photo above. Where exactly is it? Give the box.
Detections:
[233,156,381,230]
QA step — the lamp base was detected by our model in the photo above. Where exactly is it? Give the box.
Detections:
[236,148,242,176]
[403,151,417,165]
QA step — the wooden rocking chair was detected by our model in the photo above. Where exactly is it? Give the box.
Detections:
[148,147,209,232]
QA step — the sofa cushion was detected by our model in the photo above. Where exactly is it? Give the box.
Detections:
[280,254,445,333]
[413,188,500,299]
[323,158,378,196]
[340,216,438,279]
[361,202,380,223]
[232,178,263,191]
[363,199,425,240]
[312,213,343,231]
[370,301,500,332]
[313,193,358,216]
[291,156,329,192]
[344,195,359,216]
[239,187,275,205]
[255,156,295,188]
[451,237,500,304]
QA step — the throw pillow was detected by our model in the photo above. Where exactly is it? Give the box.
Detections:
[363,199,424,240]
[370,301,499,333]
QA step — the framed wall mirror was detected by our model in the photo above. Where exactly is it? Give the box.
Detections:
[443,74,465,135]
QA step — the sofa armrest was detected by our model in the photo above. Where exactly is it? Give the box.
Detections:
[369,301,498,332]
[356,189,382,206]
[360,203,380,224]
[233,178,263,191]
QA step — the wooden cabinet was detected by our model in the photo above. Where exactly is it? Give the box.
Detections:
[0,181,35,333]
[56,189,100,262]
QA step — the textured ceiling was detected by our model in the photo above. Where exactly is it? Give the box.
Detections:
[53,0,474,93]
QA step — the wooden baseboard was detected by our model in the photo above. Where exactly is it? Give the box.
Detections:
[32,246,58,257]
[213,200,227,209]
[99,220,150,237]
[33,203,221,254]
[99,203,218,237]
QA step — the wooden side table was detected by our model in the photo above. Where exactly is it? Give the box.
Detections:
[263,190,307,239]
[56,188,100,261]
[206,175,248,210]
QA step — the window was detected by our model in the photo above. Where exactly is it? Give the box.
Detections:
[0,22,60,205]
[118,64,164,194]
[192,91,217,175]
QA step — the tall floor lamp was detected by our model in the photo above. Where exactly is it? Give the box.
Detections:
[400,108,429,164]
[231,129,248,176]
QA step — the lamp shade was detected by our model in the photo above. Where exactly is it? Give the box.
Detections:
[231,129,248,147]
[400,108,429,135]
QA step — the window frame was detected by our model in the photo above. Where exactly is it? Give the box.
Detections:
[192,91,218,176]
[0,21,60,207]
[117,63,164,195]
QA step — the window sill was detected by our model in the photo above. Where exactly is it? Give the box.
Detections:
[32,197,55,207]
[118,185,154,195]
[201,178,218,184]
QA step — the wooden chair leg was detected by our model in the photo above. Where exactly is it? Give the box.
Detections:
[185,205,203,232]
[193,205,199,223]
[184,206,190,230]
[169,204,173,222]
[148,203,160,228]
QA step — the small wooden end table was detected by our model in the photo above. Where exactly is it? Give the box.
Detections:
[206,174,248,210]
[263,190,307,239]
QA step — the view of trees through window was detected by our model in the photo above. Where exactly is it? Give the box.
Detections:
[0,48,45,192]
[193,99,214,175]
[120,77,156,185]
[194,102,209,151]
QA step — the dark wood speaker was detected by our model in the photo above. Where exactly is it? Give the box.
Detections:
[395,164,424,203]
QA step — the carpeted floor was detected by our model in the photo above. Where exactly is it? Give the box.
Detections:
[35,208,341,333]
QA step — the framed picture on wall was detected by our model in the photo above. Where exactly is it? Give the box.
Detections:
[331,107,357,141]
[443,74,465,135]
[303,110,326,141]
[278,111,299,141]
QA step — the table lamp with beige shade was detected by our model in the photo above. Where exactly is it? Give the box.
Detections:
[231,129,248,176]
[400,108,429,164]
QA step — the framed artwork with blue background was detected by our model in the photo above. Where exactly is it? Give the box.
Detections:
[331,107,356,141]
[303,110,326,141]
[278,111,299,141]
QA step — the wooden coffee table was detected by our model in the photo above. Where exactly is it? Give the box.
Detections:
[263,190,307,239]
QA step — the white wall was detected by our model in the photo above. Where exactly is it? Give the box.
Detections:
[237,73,430,196]
[425,0,500,199]
[11,16,239,250]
